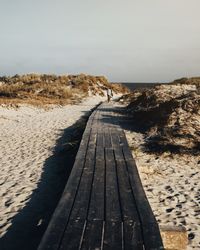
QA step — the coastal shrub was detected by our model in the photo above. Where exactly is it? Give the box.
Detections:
[125,80,200,154]
[0,73,128,106]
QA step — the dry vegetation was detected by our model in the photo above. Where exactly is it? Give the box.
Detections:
[172,77,200,86]
[0,73,127,107]
[122,77,200,154]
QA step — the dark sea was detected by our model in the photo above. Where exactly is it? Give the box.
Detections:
[120,82,159,91]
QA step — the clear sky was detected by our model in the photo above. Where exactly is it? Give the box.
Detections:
[0,0,200,82]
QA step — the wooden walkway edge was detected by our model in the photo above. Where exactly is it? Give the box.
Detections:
[38,103,164,250]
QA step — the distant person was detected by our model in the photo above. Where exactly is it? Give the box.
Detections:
[106,88,113,102]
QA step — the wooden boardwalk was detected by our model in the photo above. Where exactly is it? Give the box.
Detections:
[38,103,164,250]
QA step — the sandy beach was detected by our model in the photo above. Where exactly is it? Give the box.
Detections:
[1,78,200,250]
[0,95,107,249]
[1,1,200,248]
[125,130,200,249]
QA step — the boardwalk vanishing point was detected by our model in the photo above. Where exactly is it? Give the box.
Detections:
[38,103,164,250]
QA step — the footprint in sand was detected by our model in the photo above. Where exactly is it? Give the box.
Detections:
[188,232,195,240]
[4,199,14,207]
[176,211,182,216]
[166,208,174,213]
[165,185,174,194]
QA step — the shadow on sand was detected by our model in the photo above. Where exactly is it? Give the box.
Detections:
[100,104,200,155]
[0,112,90,250]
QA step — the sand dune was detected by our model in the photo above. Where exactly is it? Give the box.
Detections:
[121,81,200,249]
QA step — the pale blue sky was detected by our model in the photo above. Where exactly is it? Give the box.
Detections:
[0,0,200,82]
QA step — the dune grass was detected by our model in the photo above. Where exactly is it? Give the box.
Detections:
[0,73,127,107]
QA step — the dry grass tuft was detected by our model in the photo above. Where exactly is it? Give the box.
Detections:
[0,73,128,107]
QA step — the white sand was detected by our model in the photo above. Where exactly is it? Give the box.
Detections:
[0,95,107,238]
[125,130,200,250]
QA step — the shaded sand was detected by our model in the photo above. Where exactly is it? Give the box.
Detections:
[125,130,200,250]
[0,95,107,249]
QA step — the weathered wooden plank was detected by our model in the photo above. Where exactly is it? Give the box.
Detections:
[103,221,123,250]
[104,130,112,148]
[96,132,104,148]
[123,221,143,250]
[85,133,96,160]
[37,159,85,250]
[88,132,97,145]
[125,159,164,249]
[80,220,104,250]
[110,132,120,148]
[85,146,96,162]
[142,223,164,250]
[75,145,88,160]
[88,159,105,220]
[113,145,124,161]
[124,159,156,223]
[59,219,86,250]
[38,108,97,250]
[70,159,95,220]
[119,130,129,148]
[122,146,134,161]
[85,148,96,162]
[115,159,140,222]
[105,148,121,221]
[96,145,104,161]
[76,129,92,160]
